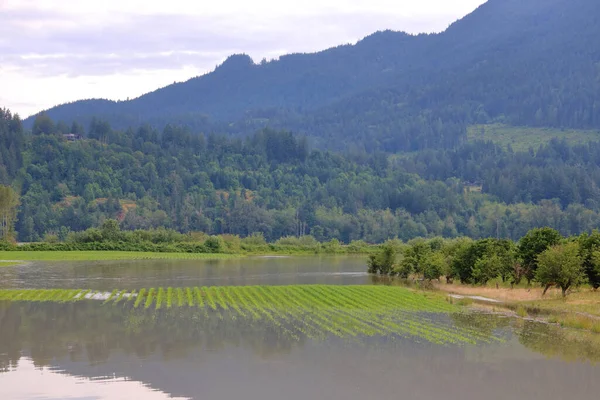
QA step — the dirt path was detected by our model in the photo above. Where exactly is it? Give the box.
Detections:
[435,283,563,302]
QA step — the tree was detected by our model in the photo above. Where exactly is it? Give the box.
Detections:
[31,113,56,136]
[367,241,397,275]
[402,239,431,278]
[442,237,472,283]
[592,251,600,291]
[100,219,121,242]
[0,185,19,242]
[472,254,502,285]
[536,242,586,297]
[578,231,600,290]
[423,252,446,281]
[517,228,562,284]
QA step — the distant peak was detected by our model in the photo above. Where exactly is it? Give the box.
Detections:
[216,54,255,72]
[357,30,410,44]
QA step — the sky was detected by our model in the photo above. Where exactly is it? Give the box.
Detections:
[1,0,486,118]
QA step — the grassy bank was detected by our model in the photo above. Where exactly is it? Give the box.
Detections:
[0,251,241,262]
[0,261,23,267]
[436,282,600,333]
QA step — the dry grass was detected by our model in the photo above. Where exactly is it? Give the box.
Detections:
[435,282,564,302]
[436,282,600,320]
[548,314,600,333]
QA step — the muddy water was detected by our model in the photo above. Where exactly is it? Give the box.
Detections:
[0,257,599,400]
[0,256,369,290]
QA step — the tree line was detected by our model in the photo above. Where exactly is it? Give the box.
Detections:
[368,227,600,296]
[5,109,600,243]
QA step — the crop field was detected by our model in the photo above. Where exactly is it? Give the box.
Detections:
[0,251,240,262]
[0,285,501,345]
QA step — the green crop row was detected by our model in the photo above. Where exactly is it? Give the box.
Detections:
[0,285,494,344]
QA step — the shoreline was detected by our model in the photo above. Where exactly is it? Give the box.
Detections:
[0,250,373,263]
[436,282,600,333]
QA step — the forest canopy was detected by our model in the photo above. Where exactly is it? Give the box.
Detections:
[4,109,600,243]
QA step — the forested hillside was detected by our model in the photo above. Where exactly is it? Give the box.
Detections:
[5,0,600,242]
[5,109,600,243]
[26,0,600,152]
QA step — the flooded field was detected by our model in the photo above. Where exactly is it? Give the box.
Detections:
[1,256,599,400]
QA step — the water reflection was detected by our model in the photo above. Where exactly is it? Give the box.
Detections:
[0,301,307,370]
[0,358,187,400]
[518,320,600,363]
[2,301,600,400]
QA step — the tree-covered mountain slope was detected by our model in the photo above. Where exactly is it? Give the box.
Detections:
[5,109,600,242]
[25,0,600,152]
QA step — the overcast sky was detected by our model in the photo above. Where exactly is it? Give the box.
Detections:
[1,0,486,117]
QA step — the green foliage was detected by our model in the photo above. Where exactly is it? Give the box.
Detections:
[367,241,397,275]
[401,239,432,278]
[441,238,473,283]
[423,252,446,281]
[373,236,516,285]
[0,185,19,242]
[203,236,225,253]
[472,254,503,285]
[100,219,121,242]
[536,242,586,297]
[467,124,600,151]
[518,228,563,283]
[6,109,600,245]
[578,231,600,289]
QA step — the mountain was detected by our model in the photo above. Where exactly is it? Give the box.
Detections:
[25,0,600,152]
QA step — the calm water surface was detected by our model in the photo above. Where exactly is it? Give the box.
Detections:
[0,256,369,290]
[1,256,599,400]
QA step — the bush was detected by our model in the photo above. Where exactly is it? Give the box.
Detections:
[43,233,60,244]
[348,240,371,253]
[241,232,267,246]
[323,238,343,253]
[0,241,16,251]
[203,236,225,253]
[220,234,242,253]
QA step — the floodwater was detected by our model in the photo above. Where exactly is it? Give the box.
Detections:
[0,256,370,290]
[1,256,600,400]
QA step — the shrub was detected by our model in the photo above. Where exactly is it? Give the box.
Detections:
[220,234,242,253]
[203,236,225,253]
[348,240,370,253]
[323,238,342,253]
[241,232,267,246]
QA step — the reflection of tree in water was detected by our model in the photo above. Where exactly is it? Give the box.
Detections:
[0,301,306,371]
[518,321,600,363]
[450,313,512,340]
[451,312,600,363]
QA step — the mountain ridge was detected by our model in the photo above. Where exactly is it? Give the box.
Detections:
[24,0,600,152]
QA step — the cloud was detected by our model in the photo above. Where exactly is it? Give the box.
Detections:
[1,2,483,77]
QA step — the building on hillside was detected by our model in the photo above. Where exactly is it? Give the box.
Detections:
[63,133,83,141]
